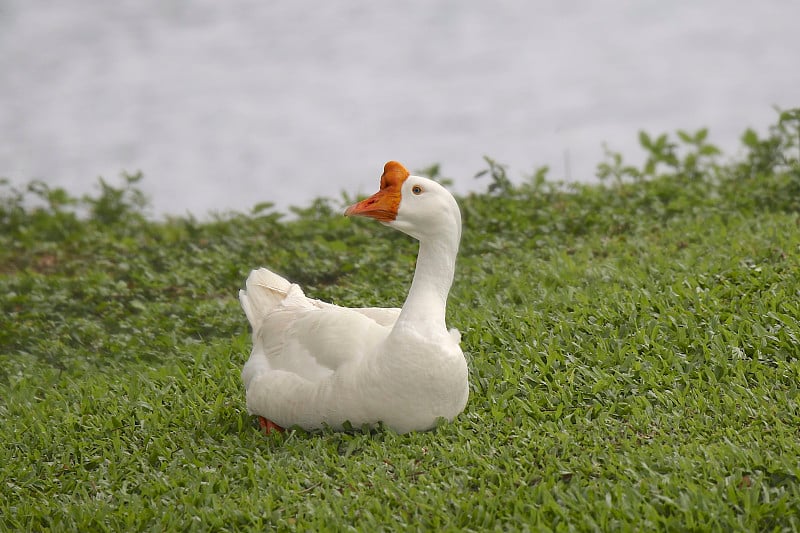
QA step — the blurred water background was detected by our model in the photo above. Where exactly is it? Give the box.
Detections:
[1,1,798,217]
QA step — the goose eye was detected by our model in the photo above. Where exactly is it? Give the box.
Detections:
[412,185,423,195]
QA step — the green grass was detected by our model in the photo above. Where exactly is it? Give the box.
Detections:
[2,110,800,531]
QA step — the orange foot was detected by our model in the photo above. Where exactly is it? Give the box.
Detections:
[258,416,285,435]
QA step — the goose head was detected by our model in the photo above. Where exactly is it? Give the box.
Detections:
[345,161,461,245]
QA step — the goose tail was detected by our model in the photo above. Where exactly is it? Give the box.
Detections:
[239,268,292,328]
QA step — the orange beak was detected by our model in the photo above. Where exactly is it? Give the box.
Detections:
[344,189,400,222]
[344,161,409,222]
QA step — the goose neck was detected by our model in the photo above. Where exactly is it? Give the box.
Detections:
[394,236,458,335]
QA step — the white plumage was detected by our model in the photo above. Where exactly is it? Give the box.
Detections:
[239,161,468,433]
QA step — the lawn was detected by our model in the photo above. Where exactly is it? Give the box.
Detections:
[1,111,799,531]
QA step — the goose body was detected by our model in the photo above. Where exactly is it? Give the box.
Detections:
[240,161,468,433]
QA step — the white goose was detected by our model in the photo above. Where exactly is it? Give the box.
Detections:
[239,161,468,434]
